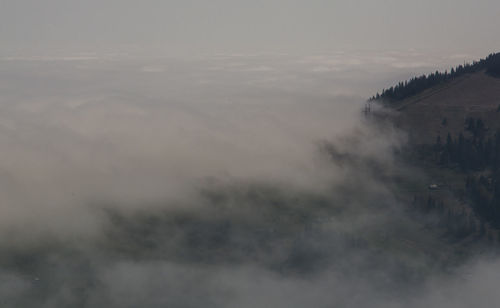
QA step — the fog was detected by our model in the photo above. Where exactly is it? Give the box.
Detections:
[0,53,498,307]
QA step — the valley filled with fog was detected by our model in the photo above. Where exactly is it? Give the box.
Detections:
[0,52,498,307]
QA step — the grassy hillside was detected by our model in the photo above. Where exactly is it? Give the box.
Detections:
[375,61,500,240]
[391,71,500,145]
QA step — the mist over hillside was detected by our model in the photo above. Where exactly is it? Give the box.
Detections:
[0,53,499,307]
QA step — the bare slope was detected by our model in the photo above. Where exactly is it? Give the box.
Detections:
[390,71,500,144]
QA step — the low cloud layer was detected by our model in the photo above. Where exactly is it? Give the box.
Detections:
[0,54,496,307]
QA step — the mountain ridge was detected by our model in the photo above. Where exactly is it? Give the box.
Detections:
[371,52,500,103]
[373,54,500,241]
[390,70,500,145]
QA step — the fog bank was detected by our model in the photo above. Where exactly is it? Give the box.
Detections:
[0,53,496,307]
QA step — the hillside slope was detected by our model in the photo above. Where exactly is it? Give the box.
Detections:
[390,71,500,145]
[376,69,500,240]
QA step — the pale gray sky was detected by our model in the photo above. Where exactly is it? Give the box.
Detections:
[1,0,499,56]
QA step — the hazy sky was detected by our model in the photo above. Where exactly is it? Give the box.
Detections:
[1,0,499,56]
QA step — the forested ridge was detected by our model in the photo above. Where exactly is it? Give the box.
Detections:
[374,52,500,239]
[371,53,500,102]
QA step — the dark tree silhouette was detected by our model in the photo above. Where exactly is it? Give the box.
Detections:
[371,53,500,102]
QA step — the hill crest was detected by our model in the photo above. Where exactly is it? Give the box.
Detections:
[371,52,500,103]
[389,71,500,144]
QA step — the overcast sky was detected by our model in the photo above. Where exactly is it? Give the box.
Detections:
[1,0,499,56]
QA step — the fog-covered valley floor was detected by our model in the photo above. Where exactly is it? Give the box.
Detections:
[0,52,498,307]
